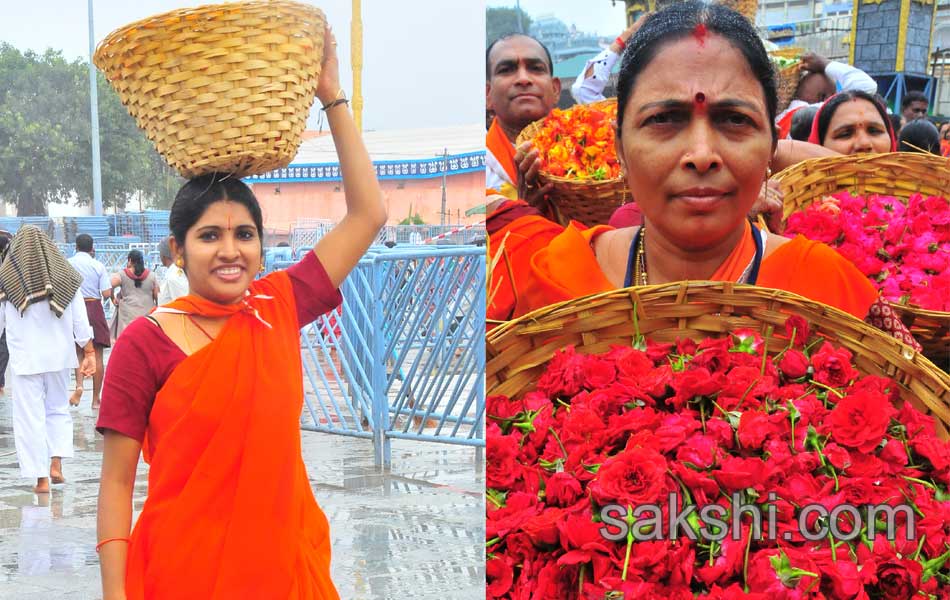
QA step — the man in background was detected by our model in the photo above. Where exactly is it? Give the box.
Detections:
[67,234,111,409]
[901,91,929,127]
[485,33,560,201]
[157,237,188,304]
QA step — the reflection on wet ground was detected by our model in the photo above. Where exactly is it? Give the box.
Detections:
[0,356,484,599]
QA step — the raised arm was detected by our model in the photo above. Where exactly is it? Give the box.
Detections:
[312,26,387,288]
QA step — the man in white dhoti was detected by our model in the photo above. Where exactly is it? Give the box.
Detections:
[156,237,189,305]
[0,226,95,493]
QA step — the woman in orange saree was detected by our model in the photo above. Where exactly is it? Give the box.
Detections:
[487,4,920,351]
[95,27,388,600]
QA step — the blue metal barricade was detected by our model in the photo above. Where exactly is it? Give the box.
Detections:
[297,245,486,467]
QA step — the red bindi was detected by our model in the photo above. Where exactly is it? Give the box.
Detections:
[692,23,707,46]
[694,92,707,114]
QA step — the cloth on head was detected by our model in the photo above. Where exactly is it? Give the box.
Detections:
[0,225,82,318]
[806,93,897,151]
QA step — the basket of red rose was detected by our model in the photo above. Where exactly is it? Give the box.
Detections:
[773,153,950,364]
[485,281,950,599]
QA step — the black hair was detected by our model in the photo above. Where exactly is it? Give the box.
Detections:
[816,90,892,147]
[0,236,9,254]
[898,118,940,154]
[790,106,819,141]
[901,90,929,110]
[486,33,553,80]
[169,173,264,254]
[127,249,146,288]
[75,233,93,253]
[889,113,903,135]
[616,2,778,142]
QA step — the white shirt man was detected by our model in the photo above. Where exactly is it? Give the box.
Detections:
[158,264,189,304]
[0,290,91,489]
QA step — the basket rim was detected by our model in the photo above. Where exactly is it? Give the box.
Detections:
[94,0,324,65]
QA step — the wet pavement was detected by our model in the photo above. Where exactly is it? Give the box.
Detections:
[0,353,485,600]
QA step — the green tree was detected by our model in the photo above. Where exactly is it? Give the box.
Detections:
[487,7,533,47]
[0,44,182,215]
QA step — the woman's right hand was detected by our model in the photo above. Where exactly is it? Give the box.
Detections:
[316,25,341,107]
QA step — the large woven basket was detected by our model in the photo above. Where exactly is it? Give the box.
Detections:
[516,99,628,227]
[773,152,950,362]
[94,0,326,179]
[486,282,950,439]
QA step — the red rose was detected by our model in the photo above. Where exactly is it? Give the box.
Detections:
[738,410,773,450]
[676,433,719,469]
[588,447,672,508]
[486,423,523,489]
[912,435,950,484]
[784,315,810,347]
[713,455,773,493]
[582,355,617,389]
[811,342,858,388]
[521,507,564,547]
[536,346,586,397]
[874,558,922,600]
[486,555,513,598]
[670,367,721,409]
[544,471,583,507]
[778,349,809,380]
[829,391,895,453]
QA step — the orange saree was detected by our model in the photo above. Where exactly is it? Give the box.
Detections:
[491,216,878,322]
[486,117,519,199]
[124,272,337,600]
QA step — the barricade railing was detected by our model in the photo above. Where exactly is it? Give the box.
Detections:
[296,245,486,467]
[290,224,486,254]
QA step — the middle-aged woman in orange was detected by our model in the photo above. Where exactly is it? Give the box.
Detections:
[94,27,387,600]
[488,3,920,350]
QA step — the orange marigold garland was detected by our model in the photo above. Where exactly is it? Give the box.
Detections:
[533,102,621,181]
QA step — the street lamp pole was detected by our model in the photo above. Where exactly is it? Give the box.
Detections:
[88,0,103,216]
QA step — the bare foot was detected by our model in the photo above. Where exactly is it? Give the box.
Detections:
[91,398,101,411]
[34,478,50,494]
[49,458,65,484]
[69,388,83,407]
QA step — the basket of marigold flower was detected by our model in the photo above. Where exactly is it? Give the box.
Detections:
[484,281,950,599]
[517,99,629,227]
[773,153,950,365]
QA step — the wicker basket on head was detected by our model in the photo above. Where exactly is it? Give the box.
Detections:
[772,152,950,362]
[486,282,950,439]
[94,0,326,179]
[516,99,628,228]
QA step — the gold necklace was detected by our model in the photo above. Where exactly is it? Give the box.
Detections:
[633,226,648,286]
[180,314,193,354]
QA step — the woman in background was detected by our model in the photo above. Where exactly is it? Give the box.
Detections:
[110,249,157,339]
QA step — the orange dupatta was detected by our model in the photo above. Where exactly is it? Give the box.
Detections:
[511,220,877,320]
[125,272,337,600]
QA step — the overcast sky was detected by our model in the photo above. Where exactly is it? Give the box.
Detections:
[488,1,628,38]
[0,0,484,132]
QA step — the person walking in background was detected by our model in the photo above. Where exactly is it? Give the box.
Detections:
[156,238,188,305]
[67,234,112,409]
[110,249,157,339]
[0,231,12,395]
[0,225,95,493]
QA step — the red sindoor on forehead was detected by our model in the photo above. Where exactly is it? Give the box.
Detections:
[694,92,707,114]
[692,23,707,46]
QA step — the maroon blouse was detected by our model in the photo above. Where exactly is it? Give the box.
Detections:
[96,251,342,442]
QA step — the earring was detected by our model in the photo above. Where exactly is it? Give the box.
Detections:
[175,258,184,268]
[259,264,265,274]
[766,166,773,179]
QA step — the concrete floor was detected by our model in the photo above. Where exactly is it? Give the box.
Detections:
[0,365,485,599]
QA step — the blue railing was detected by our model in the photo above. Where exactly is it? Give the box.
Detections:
[295,245,486,466]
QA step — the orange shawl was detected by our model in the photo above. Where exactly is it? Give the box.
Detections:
[486,117,518,198]
[125,272,337,600]
[491,217,878,321]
